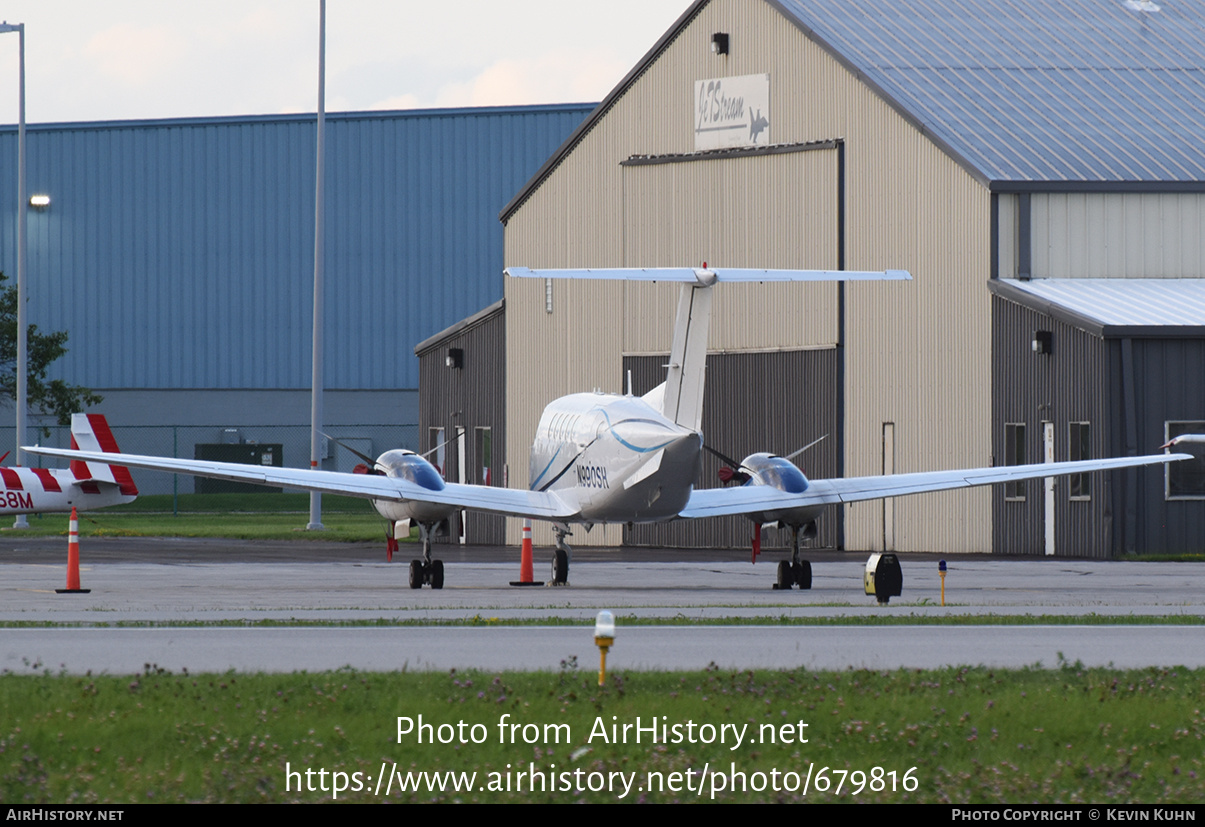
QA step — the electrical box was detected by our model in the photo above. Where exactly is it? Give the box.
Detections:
[193,443,284,494]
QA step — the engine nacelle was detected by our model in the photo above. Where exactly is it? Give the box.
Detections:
[740,453,809,493]
[736,452,822,529]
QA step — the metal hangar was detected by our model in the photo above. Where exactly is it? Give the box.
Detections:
[492,0,1205,554]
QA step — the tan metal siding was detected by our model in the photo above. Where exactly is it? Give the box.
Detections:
[621,149,839,355]
[997,193,1018,279]
[1032,193,1205,278]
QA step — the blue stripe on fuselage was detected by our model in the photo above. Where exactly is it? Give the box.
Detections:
[530,444,563,490]
[600,411,679,454]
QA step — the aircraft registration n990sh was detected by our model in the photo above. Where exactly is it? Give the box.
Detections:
[25,267,1190,592]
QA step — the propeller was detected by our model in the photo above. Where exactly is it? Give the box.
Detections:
[705,444,751,484]
[322,432,385,474]
[783,434,827,462]
[420,429,464,461]
[707,434,828,484]
[322,430,465,475]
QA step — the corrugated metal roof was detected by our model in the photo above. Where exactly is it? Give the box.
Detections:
[0,104,592,391]
[989,278,1205,336]
[503,0,1205,220]
[414,299,504,355]
[776,0,1205,185]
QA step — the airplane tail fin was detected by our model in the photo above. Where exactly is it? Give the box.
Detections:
[662,282,714,432]
[69,414,139,497]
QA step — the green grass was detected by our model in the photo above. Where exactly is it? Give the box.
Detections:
[6,494,398,542]
[1,662,1203,803]
[105,493,376,515]
[13,512,389,543]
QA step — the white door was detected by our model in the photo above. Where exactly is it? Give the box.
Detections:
[456,426,467,545]
[1042,421,1055,556]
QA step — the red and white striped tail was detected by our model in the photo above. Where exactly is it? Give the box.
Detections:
[68,414,138,496]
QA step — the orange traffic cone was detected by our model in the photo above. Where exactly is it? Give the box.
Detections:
[56,507,90,594]
[510,519,539,586]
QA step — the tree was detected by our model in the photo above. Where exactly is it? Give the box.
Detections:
[0,272,102,427]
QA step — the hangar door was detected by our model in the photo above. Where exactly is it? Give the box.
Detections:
[618,145,845,549]
[619,145,841,355]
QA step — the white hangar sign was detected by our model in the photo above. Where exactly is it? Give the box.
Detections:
[693,73,770,151]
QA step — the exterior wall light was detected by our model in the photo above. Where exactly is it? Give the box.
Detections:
[1032,330,1053,355]
[445,347,464,369]
[711,32,729,55]
[28,194,49,209]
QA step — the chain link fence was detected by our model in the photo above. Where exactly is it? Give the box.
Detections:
[2,423,419,497]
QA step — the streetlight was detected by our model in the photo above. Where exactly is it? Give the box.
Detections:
[307,0,325,531]
[0,22,27,530]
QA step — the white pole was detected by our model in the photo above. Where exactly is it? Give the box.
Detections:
[307,1,325,530]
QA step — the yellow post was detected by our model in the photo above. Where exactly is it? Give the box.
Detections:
[596,638,613,686]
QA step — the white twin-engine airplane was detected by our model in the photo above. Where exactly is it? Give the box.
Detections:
[2,413,138,514]
[25,267,1189,591]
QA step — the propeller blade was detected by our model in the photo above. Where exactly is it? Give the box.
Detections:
[784,434,827,462]
[704,443,744,470]
[322,432,380,468]
[420,428,465,460]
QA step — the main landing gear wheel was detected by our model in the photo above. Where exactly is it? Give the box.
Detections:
[773,524,814,591]
[407,559,445,589]
[407,522,445,589]
[775,560,794,590]
[793,560,812,590]
[552,549,569,586]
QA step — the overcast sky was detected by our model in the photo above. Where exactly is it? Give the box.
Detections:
[0,1,689,124]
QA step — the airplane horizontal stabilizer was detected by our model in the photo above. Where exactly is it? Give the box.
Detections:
[506,267,911,283]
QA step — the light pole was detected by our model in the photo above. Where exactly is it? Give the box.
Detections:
[307,0,325,530]
[0,22,27,530]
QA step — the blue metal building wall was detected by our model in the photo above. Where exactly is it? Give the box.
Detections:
[0,104,592,390]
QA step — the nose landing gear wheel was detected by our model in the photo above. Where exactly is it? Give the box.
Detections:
[408,559,423,589]
[430,559,444,590]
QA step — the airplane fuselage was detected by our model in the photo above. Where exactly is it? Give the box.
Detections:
[0,466,136,514]
[530,392,702,524]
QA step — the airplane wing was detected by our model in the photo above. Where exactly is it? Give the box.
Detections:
[679,453,1191,518]
[22,447,578,521]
